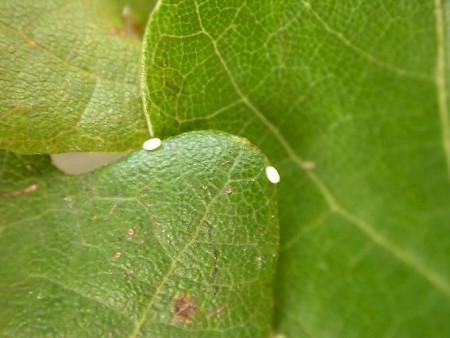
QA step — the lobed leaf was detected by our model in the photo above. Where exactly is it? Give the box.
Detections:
[0,131,278,337]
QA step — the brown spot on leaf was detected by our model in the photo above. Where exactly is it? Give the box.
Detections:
[127,227,136,240]
[109,204,118,215]
[223,186,233,195]
[124,269,133,277]
[23,34,36,47]
[110,27,126,36]
[1,183,39,197]
[302,161,316,171]
[211,267,218,280]
[114,252,121,260]
[173,296,198,324]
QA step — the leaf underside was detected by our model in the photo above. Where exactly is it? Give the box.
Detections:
[0,0,153,154]
[0,131,278,337]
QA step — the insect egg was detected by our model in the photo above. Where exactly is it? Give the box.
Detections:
[265,166,280,184]
[142,138,162,151]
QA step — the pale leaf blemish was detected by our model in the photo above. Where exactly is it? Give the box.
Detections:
[142,138,162,151]
[122,4,131,16]
[109,204,118,214]
[255,256,263,269]
[64,195,74,209]
[121,5,140,40]
[302,161,316,171]
[223,185,233,195]
[114,251,121,260]
[127,228,136,240]
[1,183,39,197]
[124,269,133,277]
[272,333,288,338]
[110,5,140,40]
[23,34,37,47]
[207,303,227,318]
[265,166,280,184]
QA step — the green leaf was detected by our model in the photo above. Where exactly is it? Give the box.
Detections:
[0,131,278,337]
[0,0,152,154]
[143,1,450,336]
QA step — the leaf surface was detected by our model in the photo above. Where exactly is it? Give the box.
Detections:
[0,131,278,337]
[0,0,153,153]
[143,1,450,336]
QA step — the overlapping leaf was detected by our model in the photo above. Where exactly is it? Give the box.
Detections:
[0,131,278,337]
[0,0,153,153]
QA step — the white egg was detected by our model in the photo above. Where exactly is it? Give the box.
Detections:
[142,138,162,151]
[265,166,280,184]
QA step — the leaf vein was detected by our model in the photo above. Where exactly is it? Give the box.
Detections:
[29,274,131,321]
[302,1,433,82]
[127,144,246,337]
[194,0,450,299]
[434,0,450,181]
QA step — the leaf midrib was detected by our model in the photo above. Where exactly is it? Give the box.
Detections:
[128,145,246,337]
